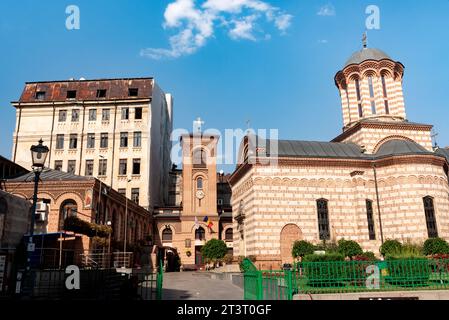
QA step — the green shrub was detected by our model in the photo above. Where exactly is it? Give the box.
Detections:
[223,253,234,264]
[314,241,339,254]
[292,241,315,259]
[423,238,449,256]
[337,239,363,259]
[201,239,228,263]
[303,253,345,263]
[380,240,402,257]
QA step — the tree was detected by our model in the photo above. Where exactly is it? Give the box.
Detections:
[292,241,315,260]
[201,239,228,264]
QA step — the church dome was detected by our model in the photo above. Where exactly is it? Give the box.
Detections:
[344,48,391,68]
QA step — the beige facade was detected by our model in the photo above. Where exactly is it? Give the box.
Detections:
[230,46,449,270]
[11,78,173,210]
[154,133,233,267]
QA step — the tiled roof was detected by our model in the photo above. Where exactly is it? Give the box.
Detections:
[344,48,392,67]
[8,168,93,182]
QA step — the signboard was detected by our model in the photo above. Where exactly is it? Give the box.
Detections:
[27,242,36,252]
[84,189,93,209]
[0,255,6,292]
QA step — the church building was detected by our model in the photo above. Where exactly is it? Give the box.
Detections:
[230,42,449,270]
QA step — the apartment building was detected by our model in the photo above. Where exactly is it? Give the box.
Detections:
[11,77,173,210]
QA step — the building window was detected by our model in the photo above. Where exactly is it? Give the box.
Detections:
[99,159,107,176]
[71,109,80,122]
[96,89,107,98]
[67,90,77,99]
[36,91,46,100]
[60,200,78,230]
[100,133,108,148]
[317,199,330,240]
[56,134,64,149]
[120,132,128,148]
[89,109,97,121]
[225,228,233,242]
[85,160,94,176]
[121,107,130,120]
[69,134,78,149]
[355,79,363,118]
[197,177,203,190]
[368,76,376,115]
[162,227,172,242]
[131,188,140,204]
[193,149,207,168]
[133,132,142,147]
[132,159,141,175]
[119,159,127,175]
[217,199,224,206]
[102,109,110,121]
[54,160,63,171]
[195,227,206,241]
[135,107,143,120]
[59,110,67,122]
[67,160,76,174]
[87,133,95,149]
[128,88,139,97]
[381,76,390,114]
[366,200,376,240]
[118,189,126,197]
[423,196,438,238]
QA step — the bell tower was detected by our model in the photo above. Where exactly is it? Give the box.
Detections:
[332,35,434,153]
[181,118,219,218]
[334,34,407,131]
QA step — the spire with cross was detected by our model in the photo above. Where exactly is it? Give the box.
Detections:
[193,117,204,134]
[431,128,439,150]
[362,32,368,48]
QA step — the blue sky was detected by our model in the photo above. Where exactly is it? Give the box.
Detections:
[1,0,449,173]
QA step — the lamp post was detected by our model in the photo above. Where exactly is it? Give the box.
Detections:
[27,139,49,271]
[107,220,112,267]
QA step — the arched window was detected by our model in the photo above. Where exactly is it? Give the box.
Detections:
[317,199,330,240]
[368,76,376,115]
[162,227,173,242]
[355,79,363,118]
[193,149,207,168]
[381,75,390,114]
[225,228,233,242]
[195,227,206,241]
[60,200,78,230]
[423,196,438,238]
[197,177,203,190]
[366,200,376,240]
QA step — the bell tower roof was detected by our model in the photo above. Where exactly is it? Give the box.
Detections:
[344,47,392,68]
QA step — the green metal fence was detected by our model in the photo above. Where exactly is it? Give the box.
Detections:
[243,258,449,300]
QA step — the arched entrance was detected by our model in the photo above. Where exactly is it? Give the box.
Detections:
[280,224,302,264]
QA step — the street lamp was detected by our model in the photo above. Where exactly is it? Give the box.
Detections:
[28,139,49,270]
[107,220,112,267]
[123,178,132,268]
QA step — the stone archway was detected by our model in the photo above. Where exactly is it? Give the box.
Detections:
[280,224,302,264]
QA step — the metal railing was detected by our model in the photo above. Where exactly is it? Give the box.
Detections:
[243,258,449,300]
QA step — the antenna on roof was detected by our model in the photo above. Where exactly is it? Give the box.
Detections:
[362,32,368,49]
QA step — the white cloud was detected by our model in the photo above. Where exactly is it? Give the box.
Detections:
[141,0,293,59]
[317,3,336,16]
[318,39,328,44]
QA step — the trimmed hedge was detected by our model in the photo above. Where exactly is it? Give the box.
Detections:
[380,240,402,257]
[292,240,315,259]
[423,238,449,256]
[337,239,363,259]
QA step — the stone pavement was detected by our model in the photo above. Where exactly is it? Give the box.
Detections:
[162,272,244,300]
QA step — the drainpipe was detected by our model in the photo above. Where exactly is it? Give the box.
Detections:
[372,163,384,245]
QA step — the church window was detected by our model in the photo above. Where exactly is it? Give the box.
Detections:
[317,199,330,240]
[162,227,173,242]
[423,196,438,238]
[381,76,390,114]
[366,200,376,240]
[355,79,363,118]
[193,149,207,168]
[197,177,203,190]
[368,77,376,115]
